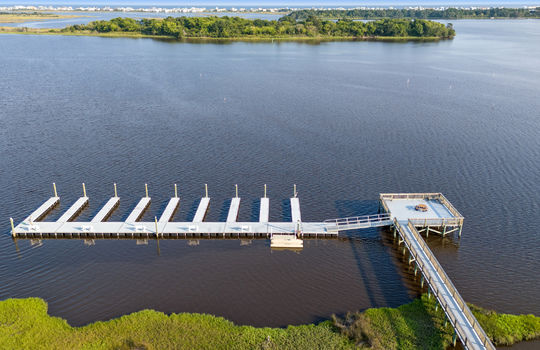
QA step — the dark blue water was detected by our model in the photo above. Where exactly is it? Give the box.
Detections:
[0,20,539,346]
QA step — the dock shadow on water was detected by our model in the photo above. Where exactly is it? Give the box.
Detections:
[335,200,411,309]
[185,199,200,221]
[218,198,232,222]
[281,199,292,221]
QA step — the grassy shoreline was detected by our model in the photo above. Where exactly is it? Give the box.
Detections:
[1,295,538,349]
[0,26,446,42]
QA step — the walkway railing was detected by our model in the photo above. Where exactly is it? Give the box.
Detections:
[409,217,463,227]
[394,219,494,350]
[324,213,392,233]
[379,193,464,223]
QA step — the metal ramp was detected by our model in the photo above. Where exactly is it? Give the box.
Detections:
[394,219,494,350]
[324,213,393,233]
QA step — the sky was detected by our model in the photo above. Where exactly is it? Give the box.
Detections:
[4,1,540,6]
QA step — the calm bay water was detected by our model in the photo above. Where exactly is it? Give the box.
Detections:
[0,19,539,345]
[2,11,282,29]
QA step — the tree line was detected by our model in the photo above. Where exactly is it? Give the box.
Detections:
[286,7,540,20]
[61,16,455,39]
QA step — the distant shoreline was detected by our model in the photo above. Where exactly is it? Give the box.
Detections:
[0,12,83,24]
[0,27,449,43]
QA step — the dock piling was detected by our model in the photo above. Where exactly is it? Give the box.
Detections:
[205,184,208,198]
[154,216,159,238]
[235,184,238,198]
[145,183,149,198]
[114,183,118,197]
[174,184,178,198]
[82,183,87,197]
[293,184,297,198]
[53,183,58,197]
[264,184,267,198]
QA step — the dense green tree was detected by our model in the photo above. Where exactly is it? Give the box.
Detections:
[62,16,455,39]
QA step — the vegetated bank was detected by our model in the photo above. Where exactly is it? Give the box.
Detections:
[286,7,540,20]
[54,16,455,40]
[1,295,538,349]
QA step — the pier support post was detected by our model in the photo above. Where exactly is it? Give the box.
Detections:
[145,183,149,198]
[235,184,238,198]
[428,290,431,299]
[443,225,447,237]
[82,183,87,197]
[174,184,178,198]
[393,225,397,238]
[421,276,424,288]
[154,216,159,238]
[426,226,429,238]
[414,265,418,276]
[53,183,58,197]
[458,224,462,238]
[114,183,118,198]
[402,246,406,256]
[452,332,457,347]
[10,218,15,237]
[264,184,267,198]
[205,184,208,198]
[293,184,297,198]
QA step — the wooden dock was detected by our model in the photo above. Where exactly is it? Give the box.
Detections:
[8,186,493,350]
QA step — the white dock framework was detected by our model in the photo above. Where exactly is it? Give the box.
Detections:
[8,184,494,350]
